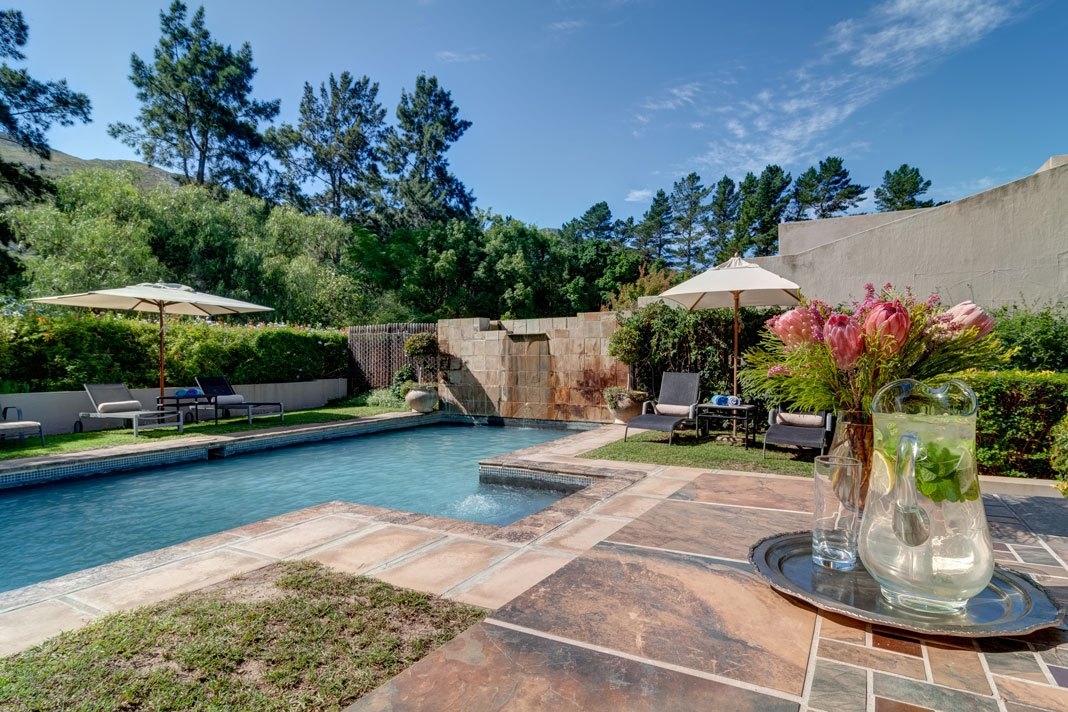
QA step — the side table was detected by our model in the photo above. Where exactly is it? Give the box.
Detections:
[696,403,757,449]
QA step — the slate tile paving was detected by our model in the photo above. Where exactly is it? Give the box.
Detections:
[3,422,1068,710]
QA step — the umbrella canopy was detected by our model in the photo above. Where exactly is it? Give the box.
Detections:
[660,255,801,395]
[30,283,272,397]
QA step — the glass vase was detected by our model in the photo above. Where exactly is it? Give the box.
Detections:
[828,411,873,512]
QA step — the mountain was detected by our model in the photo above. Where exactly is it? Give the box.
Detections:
[0,137,179,190]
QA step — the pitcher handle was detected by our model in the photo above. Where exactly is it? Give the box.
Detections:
[893,433,931,546]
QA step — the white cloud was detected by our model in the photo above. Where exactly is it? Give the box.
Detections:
[435,50,488,63]
[693,0,1020,176]
[624,189,653,202]
[689,122,705,130]
[640,82,701,111]
[549,20,586,32]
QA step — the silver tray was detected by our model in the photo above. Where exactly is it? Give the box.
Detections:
[749,531,1065,637]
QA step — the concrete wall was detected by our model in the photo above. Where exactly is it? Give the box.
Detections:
[438,313,626,423]
[757,156,1068,308]
[2,379,347,435]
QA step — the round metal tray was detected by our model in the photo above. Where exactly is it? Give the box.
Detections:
[749,531,1065,637]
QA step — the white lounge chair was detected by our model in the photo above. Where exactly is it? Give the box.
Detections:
[79,383,184,436]
[0,404,44,446]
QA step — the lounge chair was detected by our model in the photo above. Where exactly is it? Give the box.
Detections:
[194,376,284,425]
[80,383,184,436]
[0,404,44,446]
[762,408,833,458]
[624,372,701,445]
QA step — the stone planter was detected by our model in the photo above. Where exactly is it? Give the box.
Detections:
[607,398,643,425]
[405,387,439,413]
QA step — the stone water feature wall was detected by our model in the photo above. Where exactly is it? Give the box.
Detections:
[437,312,626,423]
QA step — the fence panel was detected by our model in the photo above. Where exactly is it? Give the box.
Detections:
[347,323,436,391]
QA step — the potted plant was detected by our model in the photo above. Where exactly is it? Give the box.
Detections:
[603,386,648,424]
[402,332,440,413]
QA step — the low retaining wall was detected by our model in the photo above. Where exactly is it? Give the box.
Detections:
[1,379,347,435]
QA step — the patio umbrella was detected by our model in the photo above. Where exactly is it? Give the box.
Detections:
[659,254,801,396]
[30,282,272,397]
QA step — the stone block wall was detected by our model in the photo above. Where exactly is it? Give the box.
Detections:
[437,312,628,423]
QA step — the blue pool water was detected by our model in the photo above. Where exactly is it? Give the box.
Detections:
[0,424,572,593]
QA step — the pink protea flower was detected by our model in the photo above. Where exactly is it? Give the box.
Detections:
[863,300,910,355]
[769,307,819,348]
[943,301,994,338]
[825,313,864,370]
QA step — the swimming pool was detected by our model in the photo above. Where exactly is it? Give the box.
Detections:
[0,424,573,593]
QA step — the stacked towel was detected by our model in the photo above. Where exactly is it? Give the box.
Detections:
[711,394,743,406]
[173,388,203,397]
[727,395,742,406]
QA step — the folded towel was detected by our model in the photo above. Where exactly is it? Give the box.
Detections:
[711,394,729,406]
[187,388,202,396]
[727,395,742,406]
[174,388,188,397]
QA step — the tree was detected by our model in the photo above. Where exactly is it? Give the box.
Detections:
[789,156,868,220]
[560,201,613,243]
[704,175,740,262]
[10,170,163,294]
[874,164,935,212]
[268,72,388,221]
[108,1,280,193]
[669,172,711,270]
[382,74,473,229]
[734,165,792,257]
[0,9,91,205]
[633,189,672,263]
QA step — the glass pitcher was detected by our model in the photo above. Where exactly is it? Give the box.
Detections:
[858,378,994,613]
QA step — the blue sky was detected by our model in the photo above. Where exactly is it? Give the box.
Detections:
[20,0,1067,228]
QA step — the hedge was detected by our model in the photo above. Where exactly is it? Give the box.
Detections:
[0,313,350,393]
[958,370,1068,479]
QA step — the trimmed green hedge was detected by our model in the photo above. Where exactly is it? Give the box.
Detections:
[0,313,350,393]
[958,370,1068,479]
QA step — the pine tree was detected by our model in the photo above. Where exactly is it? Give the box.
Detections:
[874,164,935,212]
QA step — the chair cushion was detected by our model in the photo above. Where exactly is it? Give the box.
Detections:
[214,394,245,406]
[775,412,824,428]
[97,400,143,413]
[654,404,691,417]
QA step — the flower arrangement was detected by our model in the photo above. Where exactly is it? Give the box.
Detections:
[741,283,1006,415]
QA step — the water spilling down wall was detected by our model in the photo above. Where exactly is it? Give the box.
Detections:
[438,313,626,423]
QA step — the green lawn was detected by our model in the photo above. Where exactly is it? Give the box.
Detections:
[583,428,817,478]
[0,399,402,461]
[0,561,485,711]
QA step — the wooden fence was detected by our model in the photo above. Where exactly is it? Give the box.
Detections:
[347,323,437,391]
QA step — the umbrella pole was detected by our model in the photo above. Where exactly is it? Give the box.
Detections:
[158,304,165,399]
[732,292,740,397]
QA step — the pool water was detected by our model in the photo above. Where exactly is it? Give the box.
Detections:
[0,424,572,593]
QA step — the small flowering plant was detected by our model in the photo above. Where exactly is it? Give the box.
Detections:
[741,283,1006,415]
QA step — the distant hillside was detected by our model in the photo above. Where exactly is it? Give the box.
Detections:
[0,137,179,190]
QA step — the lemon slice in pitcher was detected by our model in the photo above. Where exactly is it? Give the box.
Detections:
[870,450,894,496]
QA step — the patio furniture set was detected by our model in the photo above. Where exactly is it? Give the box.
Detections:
[623,371,833,455]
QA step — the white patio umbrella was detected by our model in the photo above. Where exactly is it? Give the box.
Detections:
[659,254,801,396]
[31,282,272,397]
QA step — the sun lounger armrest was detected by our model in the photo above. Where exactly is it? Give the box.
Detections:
[642,399,656,414]
[2,406,23,421]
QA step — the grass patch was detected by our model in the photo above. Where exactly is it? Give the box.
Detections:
[0,561,485,711]
[0,399,403,462]
[584,428,817,478]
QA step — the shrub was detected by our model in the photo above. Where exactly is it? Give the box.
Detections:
[0,312,349,392]
[993,302,1068,372]
[958,370,1068,479]
[1049,414,1068,490]
[389,365,415,398]
[365,387,405,408]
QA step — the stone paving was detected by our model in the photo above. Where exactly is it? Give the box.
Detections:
[1,418,1067,711]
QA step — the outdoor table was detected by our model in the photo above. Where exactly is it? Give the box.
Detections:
[696,402,757,448]
[156,393,214,424]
